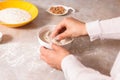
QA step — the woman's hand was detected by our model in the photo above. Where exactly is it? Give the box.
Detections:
[40,44,70,70]
[51,17,87,40]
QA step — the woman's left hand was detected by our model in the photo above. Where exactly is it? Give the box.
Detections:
[40,44,70,70]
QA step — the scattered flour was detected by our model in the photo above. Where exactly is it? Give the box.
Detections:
[0,8,31,24]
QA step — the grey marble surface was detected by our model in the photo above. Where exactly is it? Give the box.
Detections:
[0,0,120,80]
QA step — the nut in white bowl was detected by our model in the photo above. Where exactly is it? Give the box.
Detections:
[38,25,74,49]
[47,5,75,16]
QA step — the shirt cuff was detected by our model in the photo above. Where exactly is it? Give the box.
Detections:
[61,55,85,70]
[86,20,101,41]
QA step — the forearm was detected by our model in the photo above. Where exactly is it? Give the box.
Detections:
[61,17,120,80]
[61,55,112,80]
[86,17,120,41]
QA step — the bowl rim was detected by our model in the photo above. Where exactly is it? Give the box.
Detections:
[38,25,56,49]
[38,25,74,49]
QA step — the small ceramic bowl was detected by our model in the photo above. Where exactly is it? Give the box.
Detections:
[0,1,38,27]
[38,25,73,49]
[38,25,55,49]
[47,5,75,16]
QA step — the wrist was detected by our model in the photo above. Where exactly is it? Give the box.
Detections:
[82,23,88,36]
[60,54,71,70]
[78,23,88,36]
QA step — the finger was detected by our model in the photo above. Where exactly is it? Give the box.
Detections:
[56,31,70,40]
[40,54,46,61]
[40,54,50,65]
[40,53,55,68]
[40,46,50,56]
[51,21,65,38]
[52,43,63,51]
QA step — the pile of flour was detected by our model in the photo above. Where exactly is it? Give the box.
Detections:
[0,8,31,24]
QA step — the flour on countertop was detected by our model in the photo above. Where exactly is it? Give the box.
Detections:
[0,8,31,24]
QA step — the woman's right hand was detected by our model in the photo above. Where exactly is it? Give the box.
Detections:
[51,17,88,40]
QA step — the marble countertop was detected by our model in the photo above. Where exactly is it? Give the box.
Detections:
[0,0,120,80]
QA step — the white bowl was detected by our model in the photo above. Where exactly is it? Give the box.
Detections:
[47,5,75,16]
[38,25,73,49]
[38,25,55,49]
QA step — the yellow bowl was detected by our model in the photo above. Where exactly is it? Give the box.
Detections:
[0,1,38,27]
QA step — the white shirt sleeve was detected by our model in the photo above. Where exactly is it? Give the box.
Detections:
[86,17,120,41]
[62,53,120,80]
[61,55,112,80]
[61,17,120,80]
